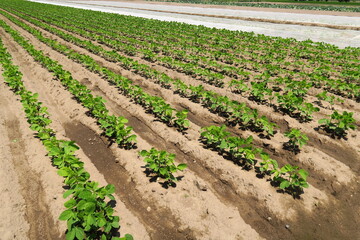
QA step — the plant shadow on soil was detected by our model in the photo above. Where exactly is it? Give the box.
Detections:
[282,142,301,155]
[199,137,306,198]
[142,167,185,189]
[314,126,349,140]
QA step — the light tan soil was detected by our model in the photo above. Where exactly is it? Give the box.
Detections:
[0,5,359,240]
[0,75,64,240]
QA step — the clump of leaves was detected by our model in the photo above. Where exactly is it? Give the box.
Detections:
[318,111,356,138]
[272,164,309,196]
[284,128,308,153]
[228,79,249,94]
[258,152,278,175]
[140,148,187,185]
[60,183,119,240]
[316,91,335,105]
[174,109,190,132]
[0,26,133,239]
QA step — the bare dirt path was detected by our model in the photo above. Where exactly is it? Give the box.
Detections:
[0,82,30,240]
[0,14,264,240]
[20,9,359,188]
[0,76,63,239]
[0,26,151,240]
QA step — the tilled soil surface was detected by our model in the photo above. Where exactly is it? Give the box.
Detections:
[0,5,359,240]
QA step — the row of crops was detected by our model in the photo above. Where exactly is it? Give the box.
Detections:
[0,0,358,239]
[8,0,357,135]
[0,27,132,240]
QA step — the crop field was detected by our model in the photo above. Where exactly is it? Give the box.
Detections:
[0,0,359,239]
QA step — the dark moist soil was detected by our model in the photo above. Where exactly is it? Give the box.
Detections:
[5,118,62,240]
[64,121,196,240]
[292,181,360,240]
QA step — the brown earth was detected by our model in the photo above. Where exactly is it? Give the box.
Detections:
[0,5,359,240]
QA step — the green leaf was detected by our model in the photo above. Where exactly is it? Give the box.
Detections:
[84,202,96,214]
[64,199,76,208]
[86,214,96,227]
[98,217,107,227]
[177,163,187,171]
[38,132,51,140]
[78,190,92,199]
[139,150,148,157]
[111,220,120,228]
[105,184,115,195]
[125,234,134,240]
[297,169,309,180]
[58,168,69,177]
[63,190,74,199]
[301,182,309,188]
[149,163,157,170]
[318,118,328,124]
[280,181,290,189]
[66,228,76,240]
[59,209,73,221]
[159,167,167,176]
[74,227,85,240]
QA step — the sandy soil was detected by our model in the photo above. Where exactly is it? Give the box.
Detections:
[0,4,360,240]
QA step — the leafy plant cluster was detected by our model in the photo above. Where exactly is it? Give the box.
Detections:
[284,128,308,153]
[139,148,187,185]
[200,125,309,194]
[276,90,320,121]
[0,37,132,240]
[9,1,360,122]
[2,11,277,137]
[30,7,360,104]
[49,9,358,97]
[5,1,358,139]
[315,90,345,106]
[231,77,319,122]
[13,3,358,130]
[9,0,360,105]
[0,10,190,132]
[30,10,334,112]
[0,19,137,148]
[319,111,356,138]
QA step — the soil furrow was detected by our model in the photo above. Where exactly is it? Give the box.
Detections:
[12,12,358,189]
[1,10,342,203]
[20,12,359,173]
[0,77,64,239]
[2,10,329,215]
[0,82,30,240]
[4,118,61,240]
[0,17,258,238]
[0,1,359,239]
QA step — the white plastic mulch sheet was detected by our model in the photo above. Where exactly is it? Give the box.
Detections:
[29,0,360,48]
